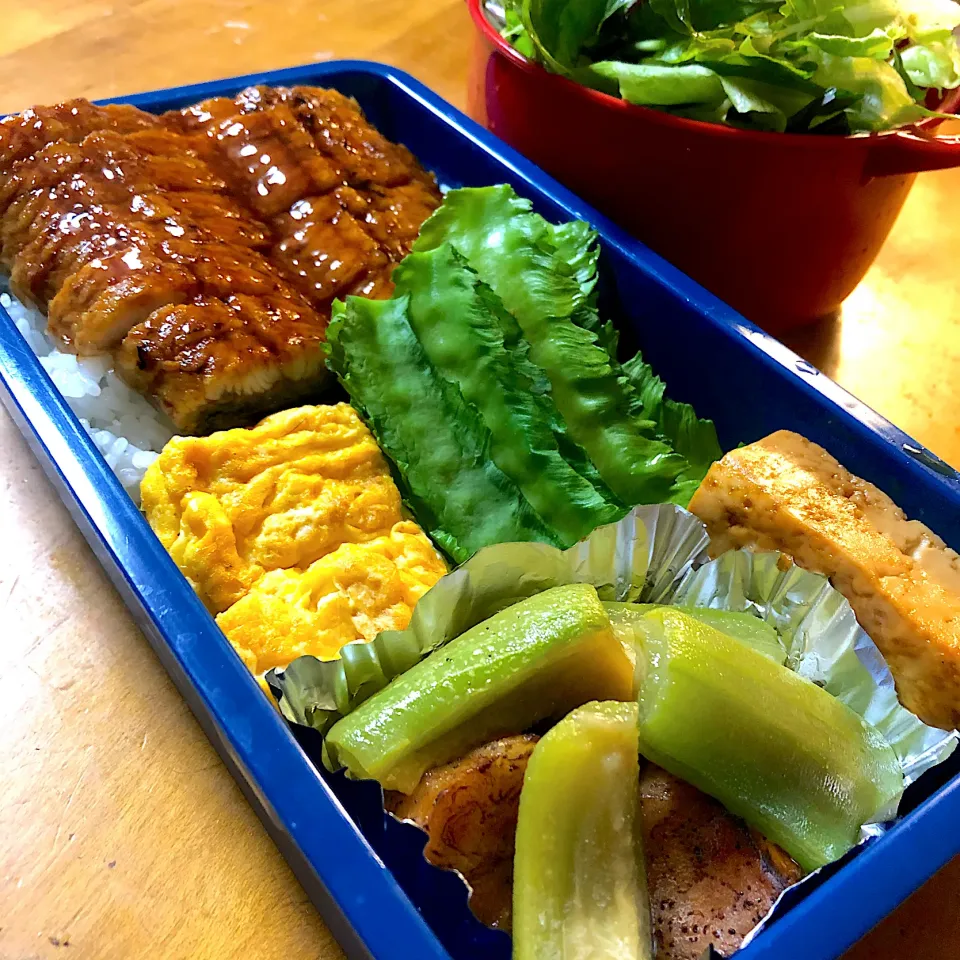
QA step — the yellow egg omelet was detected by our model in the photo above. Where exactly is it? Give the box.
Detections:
[217,522,444,674]
[141,403,446,679]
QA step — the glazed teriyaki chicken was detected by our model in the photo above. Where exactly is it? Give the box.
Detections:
[0,89,441,433]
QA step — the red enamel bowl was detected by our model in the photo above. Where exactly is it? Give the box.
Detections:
[466,0,960,333]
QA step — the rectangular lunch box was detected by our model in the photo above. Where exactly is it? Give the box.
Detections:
[3,60,960,960]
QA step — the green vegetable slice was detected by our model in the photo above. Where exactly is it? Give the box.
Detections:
[514,701,653,960]
[326,295,557,563]
[604,601,786,665]
[415,186,688,505]
[325,583,635,793]
[633,607,903,872]
[393,243,623,545]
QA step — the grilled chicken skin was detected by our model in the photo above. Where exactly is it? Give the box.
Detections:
[640,765,801,960]
[386,736,538,931]
[388,737,801,956]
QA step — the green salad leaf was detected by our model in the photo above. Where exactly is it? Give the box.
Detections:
[328,185,721,561]
[811,50,931,129]
[902,38,960,88]
[622,354,723,504]
[393,243,623,545]
[521,0,635,70]
[327,296,558,563]
[501,0,960,131]
[590,60,727,106]
[415,185,717,506]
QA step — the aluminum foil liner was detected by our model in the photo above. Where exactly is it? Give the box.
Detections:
[670,549,958,798]
[269,503,709,738]
[273,512,957,958]
[669,549,959,953]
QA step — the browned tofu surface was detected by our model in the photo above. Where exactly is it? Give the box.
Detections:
[689,430,960,729]
[387,738,801,955]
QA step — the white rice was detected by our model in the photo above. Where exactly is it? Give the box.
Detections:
[1,287,174,503]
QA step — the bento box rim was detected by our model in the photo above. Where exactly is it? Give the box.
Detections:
[0,58,956,960]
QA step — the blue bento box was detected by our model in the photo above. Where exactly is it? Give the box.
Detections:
[2,59,959,960]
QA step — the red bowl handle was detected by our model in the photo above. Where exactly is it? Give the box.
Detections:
[866,127,960,178]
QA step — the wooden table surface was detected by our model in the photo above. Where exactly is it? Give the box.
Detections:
[1,3,959,958]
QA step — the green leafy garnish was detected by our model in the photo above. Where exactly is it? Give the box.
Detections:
[327,185,721,562]
[622,354,722,504]
[415,185,719,506]
[327,296,558,563]
[395,243,623,545]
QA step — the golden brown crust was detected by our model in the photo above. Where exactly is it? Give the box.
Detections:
[385,735,539,931]
[164,85,441,310]
[116,294,329,434]
[640,765,801,960]
[689,430,960,729]
[171,94,341,218]
[389,741,800,951]
[1,87,440,433]
[0,100,159,187]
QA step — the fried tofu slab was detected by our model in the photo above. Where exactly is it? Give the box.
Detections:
[689,430,960,730]
[387,737,801,957]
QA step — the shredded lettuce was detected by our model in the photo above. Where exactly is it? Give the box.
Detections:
[502,0,960,132]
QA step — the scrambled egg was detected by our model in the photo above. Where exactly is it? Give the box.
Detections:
[142,403,446,677]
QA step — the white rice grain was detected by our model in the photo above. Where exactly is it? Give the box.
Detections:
[1,287,174,504]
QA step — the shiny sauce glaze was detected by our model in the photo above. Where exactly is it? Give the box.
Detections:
[0,86,442,432]
[166,85,442,309]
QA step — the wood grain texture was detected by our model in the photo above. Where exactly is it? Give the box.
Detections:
[1,2,959,958]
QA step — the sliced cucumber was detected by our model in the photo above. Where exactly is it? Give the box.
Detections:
[634,607,903,871]
[325,583,634,792]
[514,701,653,960]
